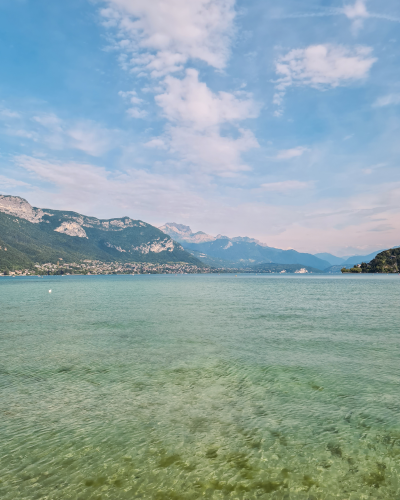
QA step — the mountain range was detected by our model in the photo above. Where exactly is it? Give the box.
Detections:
[0,195,201,272]
[315,251,384,267]
[0,196,388,273]
[159,223,385,271]
[160,223,331,270]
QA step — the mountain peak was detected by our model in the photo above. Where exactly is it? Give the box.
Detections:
[160,222,216,244]
[160,222,272,247]
[0,194,46,223]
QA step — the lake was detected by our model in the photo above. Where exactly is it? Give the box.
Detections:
[1,274,399,499]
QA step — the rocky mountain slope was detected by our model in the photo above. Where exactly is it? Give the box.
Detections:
[160,222,330,270]
[0,195,201,271]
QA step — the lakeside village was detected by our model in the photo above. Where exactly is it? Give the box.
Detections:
[0,259,314,276]
[0,259,216,276]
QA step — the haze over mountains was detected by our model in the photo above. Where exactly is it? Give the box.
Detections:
[160,223,383,271]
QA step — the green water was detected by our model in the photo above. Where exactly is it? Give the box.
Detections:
[1,274,399,500]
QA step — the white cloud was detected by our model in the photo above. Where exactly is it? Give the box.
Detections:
[274,44,376,114]
[343,0,369,33]
[126,107,148,118]
[155,69,259,130]
[276,44,376,88]
[99,1,259,175]
[373,94,400,108]
[167,125,258,174]
[144,138,167,149]
[261,180,312,193]
[119,90,147,118]
[101,0,236,76]
[343,0,369,19]
[151,69,260,174]
[119,90,143,105]
[275,146,309,160]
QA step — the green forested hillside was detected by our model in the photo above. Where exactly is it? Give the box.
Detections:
[0,209,201,272]
[360,248,400,273]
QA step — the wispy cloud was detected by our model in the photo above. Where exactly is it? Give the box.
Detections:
[274,146,309,160]
[261,180,312,193]
[373,94,400,108]
[0,174,30,189]
[14,154,208,218]
[362,163,387,175]
[0,108,21,119]
[30,113,120,156]
[273,44,376,115]
[368,223,395,232]
[0,107,122,157]
[272,0,400,27]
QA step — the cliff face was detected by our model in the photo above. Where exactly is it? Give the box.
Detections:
[361,248,400,273]
[0,195,48,223]
[0,195,202,271]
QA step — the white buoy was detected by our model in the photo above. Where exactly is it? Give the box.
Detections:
[49,290,52,293]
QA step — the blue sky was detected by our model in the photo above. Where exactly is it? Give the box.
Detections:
[1,0,400,255]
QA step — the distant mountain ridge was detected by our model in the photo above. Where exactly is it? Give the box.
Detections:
[0,195,201,271]
[160,222,331,270]
[314,253,347,266]
[315,251,385,267]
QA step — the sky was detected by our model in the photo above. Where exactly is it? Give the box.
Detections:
[0,0,400,255]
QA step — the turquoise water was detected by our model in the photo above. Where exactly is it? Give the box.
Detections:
[1,274,399,500]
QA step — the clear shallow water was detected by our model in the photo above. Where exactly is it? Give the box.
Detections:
[0,274,399,500]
